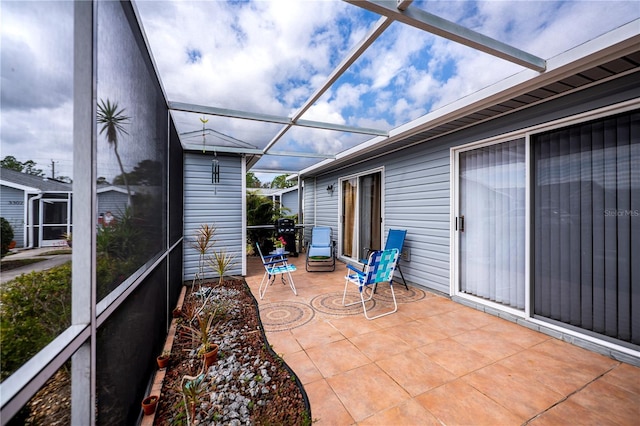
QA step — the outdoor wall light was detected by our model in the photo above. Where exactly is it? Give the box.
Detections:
[326,184,334,194]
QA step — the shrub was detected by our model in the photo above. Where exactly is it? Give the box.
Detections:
[0,262,72,380]
[1,217,14,256]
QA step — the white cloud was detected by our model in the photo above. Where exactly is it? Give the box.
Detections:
[1,1,74,177]
[2,0,638,177]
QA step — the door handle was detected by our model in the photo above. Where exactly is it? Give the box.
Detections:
[457,215,465,232]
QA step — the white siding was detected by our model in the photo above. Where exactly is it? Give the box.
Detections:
[183,153,243,281]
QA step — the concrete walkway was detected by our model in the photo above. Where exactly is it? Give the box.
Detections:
[1,247,71,284]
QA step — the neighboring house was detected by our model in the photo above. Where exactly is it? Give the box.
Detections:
[247,185,301,217]
[279,185,300,217]
[0,168,72,248]
[298,24,639,355]
[0,169,133,248]
[97,185,130,219]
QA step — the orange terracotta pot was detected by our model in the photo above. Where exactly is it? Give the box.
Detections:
[141,395,158,416]
[156,355,169,369]
[203,344,219,368]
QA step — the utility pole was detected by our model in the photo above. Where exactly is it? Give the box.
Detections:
[50,159,58,179]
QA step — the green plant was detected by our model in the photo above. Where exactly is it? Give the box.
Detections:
[185,311,219,356]
[96,207,141,260]
[95,206,147,298]
[189,224,216,287]
[181,374,206,424]
[246,192,278,252]
[207,250,236,285]
[60,231,72,247]
[1,217,14,256]
[97,98,132,206]
[0,262,71,380]
[273,235,286,248]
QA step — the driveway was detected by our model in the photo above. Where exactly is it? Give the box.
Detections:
[1,248,72,284]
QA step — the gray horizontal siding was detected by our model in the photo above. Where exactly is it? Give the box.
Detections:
[183,153,243,281]
[0,186,25,247]
[384,143,452,293]
[301,177,339,245]
[302,73,640,296]
[97,191,128,216]
[301,142,453,294]
[281,189,298,216]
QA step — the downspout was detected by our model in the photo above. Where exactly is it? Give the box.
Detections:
[297,175,302,225]
[297,175,303,250]
[241,155,247,276]
[313,177,317,225]
[26,193,43,249]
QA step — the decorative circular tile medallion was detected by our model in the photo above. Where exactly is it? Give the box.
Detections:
[371,284,426,303]
[260,302,315,332]
[310,292,376,316]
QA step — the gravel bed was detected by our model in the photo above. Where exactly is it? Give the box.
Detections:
[153,280,309,425]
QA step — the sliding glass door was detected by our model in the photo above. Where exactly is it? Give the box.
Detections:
[341,171,382,261]
[533,110,639,345]
[457,138,526,310]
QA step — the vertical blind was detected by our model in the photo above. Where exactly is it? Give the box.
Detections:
[459,138,526,309]
[533,109,639,345]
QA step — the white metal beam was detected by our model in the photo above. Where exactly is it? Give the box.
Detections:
[262,16,393,153]
[344,0,546,72]
[169,101,388,136]
[181,143,335,159]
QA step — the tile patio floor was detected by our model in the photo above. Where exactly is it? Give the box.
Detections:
[244,254,640,425]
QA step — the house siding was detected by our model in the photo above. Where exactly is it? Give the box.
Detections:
[303,72,640,297]
[302,177,339,247]
[0,185,26,247]
[281,189,298,216]
[183,153,243,281]
[97,191,129,217]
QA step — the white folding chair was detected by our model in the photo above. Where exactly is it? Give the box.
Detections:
[343,248,399,319]
[256,243,297,299]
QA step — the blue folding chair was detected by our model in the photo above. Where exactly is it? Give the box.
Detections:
[305,226,335,272]
[343,248,399,320]
[362,229,408,291]
[256,243,297,299]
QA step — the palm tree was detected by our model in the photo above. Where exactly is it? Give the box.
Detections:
[97,98,131,206]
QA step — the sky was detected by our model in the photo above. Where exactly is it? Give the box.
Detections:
[1,0,639,184]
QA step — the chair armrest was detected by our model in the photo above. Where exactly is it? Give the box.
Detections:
[264,258,288,266]
[263,253,285,260]
[346,264,364,276]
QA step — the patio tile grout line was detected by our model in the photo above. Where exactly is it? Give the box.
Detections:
[520,362,621,425]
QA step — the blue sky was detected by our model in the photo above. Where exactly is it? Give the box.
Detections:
[1,1,639,183]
